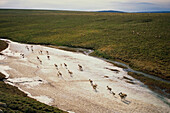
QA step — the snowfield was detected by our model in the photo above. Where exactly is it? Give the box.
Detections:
[0,39,169,113]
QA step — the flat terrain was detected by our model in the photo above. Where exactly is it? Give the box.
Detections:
[0,9,170,80]
[0,39,169,113]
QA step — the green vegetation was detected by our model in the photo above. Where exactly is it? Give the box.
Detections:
[128,72,170,98]
[0,9,170,80]
[0,40,8,52]
[0,40,65,113]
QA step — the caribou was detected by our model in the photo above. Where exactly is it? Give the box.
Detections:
[47,55,50,60]
[92,84,98,92]
[64,63,67,69]
[119,92,127,100]
[39,60,42,64]
[58,71,62,77]
[54,64,58,69]
[25,46,29,51]
[107,86,112,92]
[39,50,43,54]
[68,70,73,77]
[37,56,40,60]
[89,79,93,85]
[78,64,83,71]
[46,51,49,55]
[111,91,115,96]
[31,48,34,53]
[20,53,24,58]
[40,50,43,54]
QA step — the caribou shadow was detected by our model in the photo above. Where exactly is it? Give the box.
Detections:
[121,99,131,105]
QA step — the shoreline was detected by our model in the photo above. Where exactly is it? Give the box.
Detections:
[1,37,169,81]
[48,44,170,99]
[0,39,169,113]
[1,38,170,99]
[46,43,170,99]
[0,40,66,112]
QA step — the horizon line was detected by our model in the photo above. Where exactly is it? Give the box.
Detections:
[0,7,170,13]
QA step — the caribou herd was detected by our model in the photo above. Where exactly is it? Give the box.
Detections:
[89,79,127,100]
[20,45,128,101]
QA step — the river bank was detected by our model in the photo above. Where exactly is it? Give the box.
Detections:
[47,44,170,99]
[0,39,169,113]
[0,40,65,112]
[0,10,169,82]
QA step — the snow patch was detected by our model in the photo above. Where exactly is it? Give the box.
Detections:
[33,95,53,105]
[7,76,47,88]
[67,111,75,113]
[5,81,53,105]
[0,65,11,78]
[0,55,6,60]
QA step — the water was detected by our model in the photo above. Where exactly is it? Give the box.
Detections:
[104,60,170,84]
[55,46,170,105]
[55,45,170,84]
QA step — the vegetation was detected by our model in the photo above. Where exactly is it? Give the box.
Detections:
[0,9,169,81]
[0,40,8,52]
[0,40,65,113]
[128,72,170,98]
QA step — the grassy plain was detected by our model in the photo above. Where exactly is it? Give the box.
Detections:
[0,9,169,80]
